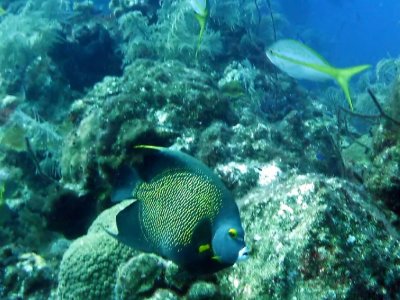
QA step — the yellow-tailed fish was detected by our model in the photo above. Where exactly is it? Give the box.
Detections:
[189,0,209,59]
[109,145,248,274]
[266,39,370,110]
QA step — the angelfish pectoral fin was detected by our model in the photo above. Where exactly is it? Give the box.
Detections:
[114,201,153,252]
[198,243,211,253]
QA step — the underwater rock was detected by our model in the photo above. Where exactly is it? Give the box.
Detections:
[0,245,56,299]
[363,76,400,216]
[57,173,400,299]
[365,142,400,215]
[50,22,122,92]
[60,59,236,199]
[58,57,338,234]
[186,281,221,300]
[196,106,342,198]
[220,173,400,299]
[114,253,164,299]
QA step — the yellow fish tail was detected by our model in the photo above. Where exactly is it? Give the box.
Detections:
[333,64,370,111]
[195,13,207,59]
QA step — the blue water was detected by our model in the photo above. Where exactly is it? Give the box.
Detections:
[280,0,400,67]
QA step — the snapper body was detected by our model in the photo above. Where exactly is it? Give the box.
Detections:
[266,39,370,110]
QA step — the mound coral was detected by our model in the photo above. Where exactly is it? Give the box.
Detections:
[57,201,137,299]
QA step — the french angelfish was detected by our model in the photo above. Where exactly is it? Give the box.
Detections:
[266,39,370,110]
[111,145,248,273]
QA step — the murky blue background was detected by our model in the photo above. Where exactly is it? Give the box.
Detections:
[280,0,400,66]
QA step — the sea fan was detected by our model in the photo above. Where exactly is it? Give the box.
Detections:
[0,1,61,94]
[155,0,223,61]
[117,0,222,65]
[118,11,156,64]
[0,108,63,180]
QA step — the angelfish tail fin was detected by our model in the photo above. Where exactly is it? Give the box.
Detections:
[334,64,371,111]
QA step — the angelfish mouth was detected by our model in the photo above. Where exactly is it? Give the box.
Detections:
[237,246,249,262]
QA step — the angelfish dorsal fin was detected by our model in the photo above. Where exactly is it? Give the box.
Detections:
[133,145,213,182]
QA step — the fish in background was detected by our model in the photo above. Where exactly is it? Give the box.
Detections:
[189,0,209,58]
[266,39,370,110]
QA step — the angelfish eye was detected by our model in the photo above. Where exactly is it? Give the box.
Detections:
[228,228,238,238]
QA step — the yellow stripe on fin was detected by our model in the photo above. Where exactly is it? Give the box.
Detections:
[134,145,164,150]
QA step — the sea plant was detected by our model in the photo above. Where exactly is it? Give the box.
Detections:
[0,1,61,95]
[117,0,222,65]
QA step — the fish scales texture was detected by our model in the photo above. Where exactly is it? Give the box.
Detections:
[112,146,248,273]
[137,168,222,251]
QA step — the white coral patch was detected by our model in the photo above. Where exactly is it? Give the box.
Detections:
[278,203,294,216]
[287,182,315,206]
[257,163,282,186]
[217,162,248,177]
[287,182,315,197]
[155,110,168,125]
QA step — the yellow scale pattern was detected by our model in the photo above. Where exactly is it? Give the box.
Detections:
[136,169,222,252]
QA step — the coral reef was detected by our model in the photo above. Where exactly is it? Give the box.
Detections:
[49,21,122,92]
[0,237,70,299]
[60,59,235,198]
[0,4,59,95]
[116,0,223,66]
[57,201,136,299]
[57,200,219,299]
[0,0,399,299]
[59,56,342,203]
[223,174,400,299]
[57,174,400,299]
[363,75,400,215]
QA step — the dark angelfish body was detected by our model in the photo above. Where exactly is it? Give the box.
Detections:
[111,145,248,273]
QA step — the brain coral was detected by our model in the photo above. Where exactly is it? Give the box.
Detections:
[57,201,137,299]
